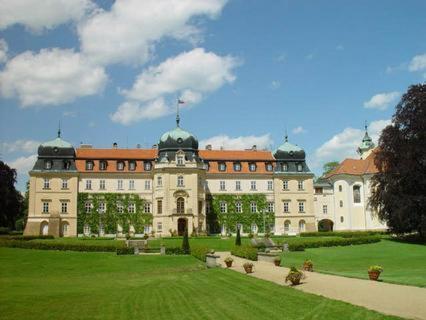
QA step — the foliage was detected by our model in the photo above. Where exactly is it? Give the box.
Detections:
[210,194,273,233]
[165,246,186,255]
[322,161,340,175]
[0,161,24,230]
[117,247,134,255]
[235,226,241,246]
[0,239,124,252]
[273,256,281,262]
[300,231,387,238]
[370,84,426,237]
[231,245,258,261]
[368,265,383,273]
[243,262,253,268]
[4,235,54,240]
[190,245,210,261]
[304,260,313,267]
[77,193,151,235]
[182,228,190,254]
[224,256,234,263]
[285,266,304,285]
[287,236,381,251]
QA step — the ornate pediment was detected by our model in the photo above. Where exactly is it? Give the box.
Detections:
[173,190,189,198]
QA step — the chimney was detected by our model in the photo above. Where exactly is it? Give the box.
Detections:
[152,144,158,149]
[220,146,224,150]
[252,145,257,151]
[80,144,92,149]
[113,142,118,149]
[205,144,212,150]
[136,144,141,149]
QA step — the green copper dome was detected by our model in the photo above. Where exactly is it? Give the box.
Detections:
[40,137,73,148]
[160,127,194,143]
[273,135,305,160]
[357,124,375,155]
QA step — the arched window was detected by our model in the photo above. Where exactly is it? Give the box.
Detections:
[40,221,49,236]
[83,224,91,236]
[62,222,69,236]
[284,220,291,232]
[299,220,306,232]
[339,200,343,208]
[177,197,185,214]
[353,185,361,203]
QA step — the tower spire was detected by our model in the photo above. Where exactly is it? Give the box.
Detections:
[57,121,61,138]
[176,99,180,127]
[284,127,288,142]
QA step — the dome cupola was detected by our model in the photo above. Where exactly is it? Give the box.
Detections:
[357,123,375,159]
[273,134,306,161]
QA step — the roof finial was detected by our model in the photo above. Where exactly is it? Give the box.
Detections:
[285,127,288,142]
[57,121,61,138]
[364,120,368,132]
[176,98,185,127]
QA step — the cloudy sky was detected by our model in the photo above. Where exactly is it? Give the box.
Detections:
[1,0,425,191]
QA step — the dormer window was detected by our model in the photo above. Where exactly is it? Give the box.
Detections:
[177,155,184,166]
[86,161,94,171]
[266,163,273,172]
[249,163,257,172]
[297,163,303,172]
[218,162,226,171]
[99,161,107,171]
[233,162,241,171]
[129,161,136,171]
[144,161,152,171]
[45,161,52,170]
[63,161,71,170]
[282,163,288,171]
[117,161,125,171]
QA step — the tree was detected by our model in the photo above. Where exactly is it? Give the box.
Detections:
[0,161,23,230]
[323,161,340,175]
[235,225,241,246]
[370,84,426,237]
[182,227,190,254]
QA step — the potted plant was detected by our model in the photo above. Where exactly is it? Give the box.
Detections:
[285,266,304,286]
[368,265,383,281]
[243,262,254,274]
[224,256,234,268]
[303,259,313,272]
[273,256,281,266]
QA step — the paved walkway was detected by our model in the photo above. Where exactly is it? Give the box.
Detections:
[216,252,426,320]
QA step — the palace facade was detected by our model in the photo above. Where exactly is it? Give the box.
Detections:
[24,119,385,237]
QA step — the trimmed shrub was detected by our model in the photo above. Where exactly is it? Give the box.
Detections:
[235,227,241,246]
[231,245,258,261]
[0,227,10,235]
[165,246,186,255]
[300,231,387,238]
[116,247,134,255]
[287,236,381,251]
[0,239,123,252]
[182,229,190,254]
[5,235,55,240]
[191,245,210,261]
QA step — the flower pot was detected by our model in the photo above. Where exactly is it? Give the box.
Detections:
[225,261,233,268]
[290,277,301,285]
[368,271,381,281]
[303,264,313,272]
[244,265,253,274]
[274,260,281,266]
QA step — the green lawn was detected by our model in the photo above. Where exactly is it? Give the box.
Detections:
[281,240,426,287]
[0,248,400,320]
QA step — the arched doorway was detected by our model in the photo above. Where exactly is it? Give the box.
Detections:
[299,220,306,233]
[40,221,49,236]
[318,219,334,232]
[177,197,185,214]
[61,222,69,237]
[177,218,187,236]
[284,220,291,234]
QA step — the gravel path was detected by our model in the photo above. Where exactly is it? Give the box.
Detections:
[216,251,426,320]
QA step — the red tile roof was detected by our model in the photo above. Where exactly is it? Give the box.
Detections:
[76,148,157,159]
[325,150,379,177]
[199,150,274,161]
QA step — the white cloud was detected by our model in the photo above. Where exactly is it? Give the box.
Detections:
[1,139,40,154]
[0,39,8,63]
[312,119,391,169]
[292,126,306,134]
[363,91,400,110]
[0,0,95,32]
[336,45,344,51]
[110,98,170,125]
[7,154,37,191]
[199,134,273,150]
[78,0,228,65]
[408,53,426,72]
[0,48,107,107]
[271,80,281,89]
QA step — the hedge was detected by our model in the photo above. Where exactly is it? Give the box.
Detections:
[116,247,134,255]
[0,239,124,252]
[287,236,381,251]
[231,245,258,261]
[4,235,55,241]
[300,231,387,238]
[191,246,210,262]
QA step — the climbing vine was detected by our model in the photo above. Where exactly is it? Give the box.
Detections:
[77,193,151,234]
[210,194,274,233]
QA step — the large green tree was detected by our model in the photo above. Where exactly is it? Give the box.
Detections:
[0,161,24,230]
[370,84,426,237]
[323,161,340,175]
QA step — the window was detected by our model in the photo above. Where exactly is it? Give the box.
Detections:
[298,201,305,213]
[267,202,274,213]
[298,180,304,190]
[61,179,68,189]
[297,163,303,172]
[338,185,342,192]
[98,202,106,213]
[236,201,242,213]
[85,180,92,190]
[250,181,256,190]
[128,203,135,213]
[62,223,69,236]
[129,161,136,171]
[157,200,163,214]
[144,162,152,171]
[219,201,227,213]
[63,161,71,170]
[177,197,185,214]
[45,160,52,170]
[117,202,124,213]
[266,163,273,172]
[42,202,49,213]
[340,216,344,223]
[283,201,289,213]
[117,161,124,171]
[61,202,68,213]
[250,202,257,213]
[251,224,258,233]
[177,176,184,187]
[43,178,50,189]
[157,222,163,232]
[99,180,106,190]
[220,180,226,191]
[267,180,273,191]
[85,202,92,213]
[282,163,288,171]
[218,162,226,171]
[283,180,288,190]
[117,180,123,190]
[157,176,162,187]
[99,161,107,171]
[299,220,306,232]
[144,225,150,234]
[128,180,135,190]
[233,162,241,171]
[284,220,291,232]
[86,161,94,171]
[323,205,328,214]
[83,225,90,235]
[145,180,151,190]
[249,163,257,172]
[235,181,241,191]
[339,200,343,208]
[177,155,184,165]
[144,202,151,213]
[315,187,323,194]
[353,185,361,203]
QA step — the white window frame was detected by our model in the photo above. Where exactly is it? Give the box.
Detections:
[61,202,68,214]
[283,180,288,190]
[177,176,184,187]
[177,155,184,165]
[323,205,328,214]
[219,180,226,191]
[283,201,289,213]
[144,202,151,213]
[267,180,273,191]
[298,180,304,191]
[99,180,106,190]
[235,181,241,191]
[128,203,136,214]
[236,201,242,213]
[129,161,136,171]
[98,202,106,213]
[85,202,92,213]
[267,202,274,213]
[42,202,49,213]
[43,178,50,189]
[145,180,151,190]
[250,202,257,213]
[117,180,123,190]
[250,181,256,191]
[85,180,92,190]
[117,161,124,171]
[117,202,124,214]
[61,179,68,189]
[249,163,256,172]
[298,201,305,213]
[220,201,227,213]
[129,180,135,190]
[157,176,162,187]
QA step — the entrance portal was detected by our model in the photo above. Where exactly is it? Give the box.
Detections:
[318,219,334,232]
[177,218,187,236]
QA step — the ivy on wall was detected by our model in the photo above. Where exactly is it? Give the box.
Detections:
[77,193,151,234]
[210,194,274,233]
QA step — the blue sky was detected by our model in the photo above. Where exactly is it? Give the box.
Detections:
[1,0,426,191]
